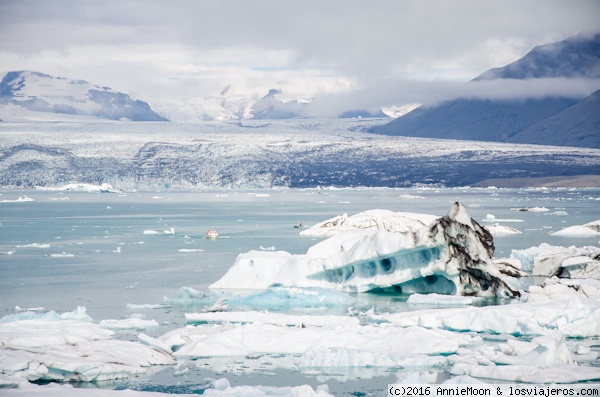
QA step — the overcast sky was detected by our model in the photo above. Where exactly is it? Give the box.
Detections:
[1,0,599,119]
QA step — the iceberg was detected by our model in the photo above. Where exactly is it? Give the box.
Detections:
[550,220,600,236]
[526,276,600,302]
[211,203,519,298]
[511,243,600,277]
[484,223,521,236]
[299,209,439,237]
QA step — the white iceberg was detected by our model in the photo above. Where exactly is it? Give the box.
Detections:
[511,243,600,277]
[298,209,439,237]
[551,220,600,236]
[98,318,159,330]
[211,203,519,298]
[526,276,600,302]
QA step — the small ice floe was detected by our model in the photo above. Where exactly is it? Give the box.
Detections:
[513,206,550,212]
[143,230,159,234]
[163,286,209,307]
[526,276,600,302]
[407,293,481,306]
[49,252,74,257]
[547,210,569,216]
[484,223,522,236]
[178,248,204,253]
[126,303,168,310]
[0,196,34,203]
[550,220,600,236]
[15,243,50,248]
[481,214,524,223]
[99,318,159,330]
[260,245,276,251]
[163,227,175,234]
[398,194,426,199]
[15,306,45,312]
[113,246,122,253]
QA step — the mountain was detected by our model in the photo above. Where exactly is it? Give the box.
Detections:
[0,71,168,121]
[373,33,600,148]
[249,89,309,119]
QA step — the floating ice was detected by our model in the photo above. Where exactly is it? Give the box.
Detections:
[15,243,50,248]
[526,277,600,301]
[511,243,600,276]
[178,248,204,252]
[143,230,159,235]
[0,306,92,323]
[163,286,209,307]
[299,209,439,237]
[158,320,473,359]
[0,196,34,203]
[0,319,174,382]
[224,287,356,311]
[551,220,600,236]
[368,297,600,338]
[99,318,159,330]
[185,311,360,328]
[407,293,481,306]
[211,203,519,298]
[484,224,522,236]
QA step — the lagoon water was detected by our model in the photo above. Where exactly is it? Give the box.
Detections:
[1,187,599,395]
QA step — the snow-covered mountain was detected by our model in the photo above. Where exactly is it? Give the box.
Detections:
[0,71,168,121]
[373,33,600,148]
[0,119,598,189]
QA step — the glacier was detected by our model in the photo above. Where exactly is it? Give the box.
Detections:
[211,202,519,297]
[1,119,599,189]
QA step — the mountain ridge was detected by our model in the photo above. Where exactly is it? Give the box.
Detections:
[0,71,168,122]
[372,33,600,148]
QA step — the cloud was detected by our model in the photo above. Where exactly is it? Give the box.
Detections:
[1,0,600,119]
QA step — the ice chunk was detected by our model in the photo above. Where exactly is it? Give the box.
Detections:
[526,277,600,301]
[484,224,521,236]
[0,306,92,323]
[185,311,360,328]
[224,286,355,311]
[511,243,600,277]
[369,297,600,338]
[163,286,209,307]
[407,293,480,306]
[551,220,600,236]
[0,319,174,382]
[159,320,472,359]
[299,209,439,237]
[211,203,519,298]
[99,318,159,330]
[35,183,120,193]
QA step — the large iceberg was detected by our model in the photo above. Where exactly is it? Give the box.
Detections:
[211,203,519,297]
[298,209,439,236]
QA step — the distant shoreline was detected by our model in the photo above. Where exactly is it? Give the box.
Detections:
[471,174,600,188]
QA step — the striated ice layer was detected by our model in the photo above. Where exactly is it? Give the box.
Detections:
[211,203,518,297]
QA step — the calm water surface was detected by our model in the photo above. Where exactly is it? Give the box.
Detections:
[1,187,599,395]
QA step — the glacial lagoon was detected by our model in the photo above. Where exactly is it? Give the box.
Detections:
[1,187,599,396]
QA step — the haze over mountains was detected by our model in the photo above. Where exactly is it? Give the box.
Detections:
[373,33,600,148]
[0,33,598,148]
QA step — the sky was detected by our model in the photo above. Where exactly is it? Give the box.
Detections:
[1,0,599,120]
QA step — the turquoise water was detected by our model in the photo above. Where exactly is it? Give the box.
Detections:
[1,187,599,395]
